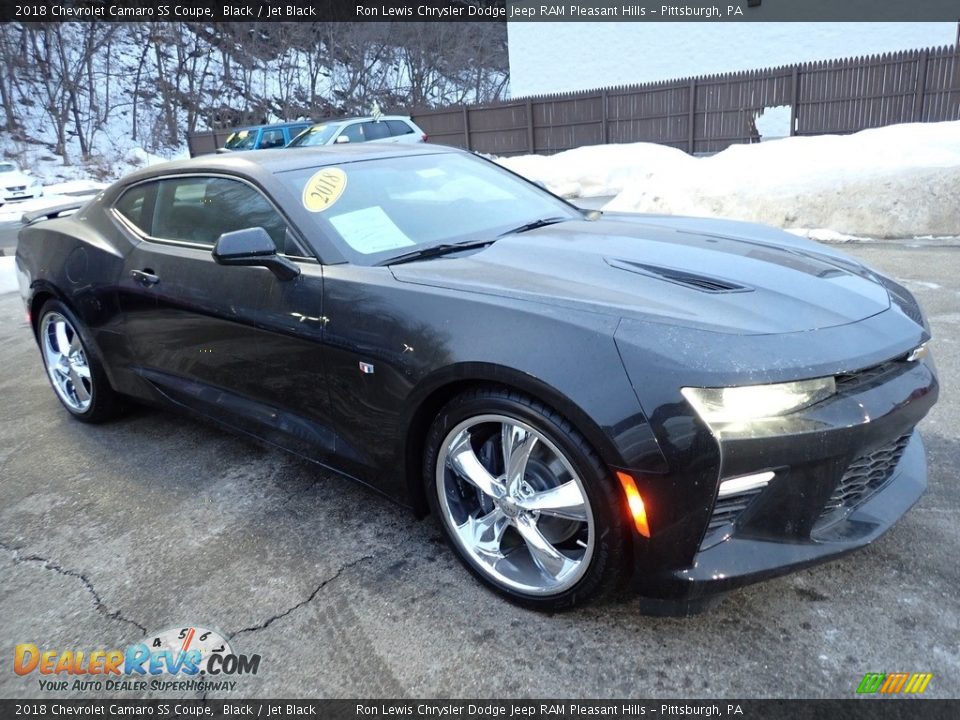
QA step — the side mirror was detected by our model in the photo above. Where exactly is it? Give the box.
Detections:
[335,135,350,144]
[212,227,300,281]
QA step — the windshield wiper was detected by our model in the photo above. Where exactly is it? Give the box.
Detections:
[498,216,570,236]
[380,239,496,266]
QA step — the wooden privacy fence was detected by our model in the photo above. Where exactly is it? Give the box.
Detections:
[187,128,235,157]
[411,44,960,156]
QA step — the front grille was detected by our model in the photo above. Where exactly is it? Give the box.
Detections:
[7,185,25,191]
[819,433,912,519]
[707,487,763,531]
[835,360,907,394]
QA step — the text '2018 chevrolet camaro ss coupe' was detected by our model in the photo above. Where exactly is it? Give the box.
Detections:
[16,145,938,611]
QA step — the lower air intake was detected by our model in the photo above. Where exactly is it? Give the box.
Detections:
[707,488,763,532]
[818,433,912,523]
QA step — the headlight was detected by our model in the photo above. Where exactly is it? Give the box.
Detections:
[681,377,836,425]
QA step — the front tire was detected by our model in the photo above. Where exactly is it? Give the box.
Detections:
[425,387,628,610]
[38,299,121,423]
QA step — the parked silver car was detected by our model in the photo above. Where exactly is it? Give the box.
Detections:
[287,116,427,147]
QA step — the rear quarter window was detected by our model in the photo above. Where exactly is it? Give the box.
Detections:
[386,120,414,136]
[114,183,154,234]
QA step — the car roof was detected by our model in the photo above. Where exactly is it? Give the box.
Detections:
[311,115,412,125]
[234,121,313,132]
[120,143,461,185]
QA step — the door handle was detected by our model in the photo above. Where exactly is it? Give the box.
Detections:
[131,269,160,285]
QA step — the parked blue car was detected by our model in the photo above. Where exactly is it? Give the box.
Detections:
[220,122,313,151]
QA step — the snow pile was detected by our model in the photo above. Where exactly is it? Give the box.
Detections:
[499,121,960,238]
[500,143,695,199]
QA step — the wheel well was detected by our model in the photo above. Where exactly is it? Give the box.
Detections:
[404,380,481,518]
[29,291,56,338]
[403,378,614,519]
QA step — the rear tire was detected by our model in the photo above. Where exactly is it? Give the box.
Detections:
[425,386,628,610]
[37,299,122,423]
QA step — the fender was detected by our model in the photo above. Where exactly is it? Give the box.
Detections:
[398,360,666,516]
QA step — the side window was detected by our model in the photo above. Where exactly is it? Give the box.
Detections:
[340,123,364,143]
[286,125,310,142]
[114,183,155,234]
[259,128,286,149]
[386,120,414,136]
[150,176,303,254]
[363,121,391,141]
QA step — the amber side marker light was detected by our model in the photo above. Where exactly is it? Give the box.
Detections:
[616,471,650,538]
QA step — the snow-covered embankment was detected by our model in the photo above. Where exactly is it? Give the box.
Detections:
[498,121,960,239]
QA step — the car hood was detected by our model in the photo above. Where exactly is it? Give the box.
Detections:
[389,215,891,335]
[1,171,34,185]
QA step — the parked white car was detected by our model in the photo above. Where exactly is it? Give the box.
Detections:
[0,162,43,201]
[286,116,427,148]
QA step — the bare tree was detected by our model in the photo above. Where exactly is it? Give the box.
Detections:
[0,19,509,164]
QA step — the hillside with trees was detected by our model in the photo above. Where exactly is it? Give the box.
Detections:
[0,21,508,179]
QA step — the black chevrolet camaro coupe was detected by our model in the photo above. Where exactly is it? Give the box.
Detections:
[16,144,938,611]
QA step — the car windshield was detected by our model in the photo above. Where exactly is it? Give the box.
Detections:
[288,124,341,147]
[277,152,581,265]
[224,130,258,150]
[0,163,16,172]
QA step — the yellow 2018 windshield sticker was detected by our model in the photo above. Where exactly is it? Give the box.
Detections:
[303,167,347,212]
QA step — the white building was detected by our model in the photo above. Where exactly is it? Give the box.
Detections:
[507,22,959,97]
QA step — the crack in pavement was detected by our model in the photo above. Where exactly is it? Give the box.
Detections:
[229,555,374,641]
[0,540,148,636]
[197,555,375,705]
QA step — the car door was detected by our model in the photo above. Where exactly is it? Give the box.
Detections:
[113,174,331,449]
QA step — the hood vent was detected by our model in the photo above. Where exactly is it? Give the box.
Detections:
[605,258,750,293]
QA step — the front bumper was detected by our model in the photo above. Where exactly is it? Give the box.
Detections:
[656,431,926,599]
[627,352,938,606]
[3,188,42,201]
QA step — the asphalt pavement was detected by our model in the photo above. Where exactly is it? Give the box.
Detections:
[0,241,957,699]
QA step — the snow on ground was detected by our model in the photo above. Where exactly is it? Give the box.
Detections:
[498,121,960,239]
[0,181,106,224]
[0,26,192,191]
[44,179,109,196]
[0,257,16,295]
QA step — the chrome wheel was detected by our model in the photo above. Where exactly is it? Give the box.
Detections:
[41,312,93,413]
[436,414,594,595]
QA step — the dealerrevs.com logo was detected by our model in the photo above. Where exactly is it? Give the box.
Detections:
[14,626,261,693]
[856,672,933,695]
